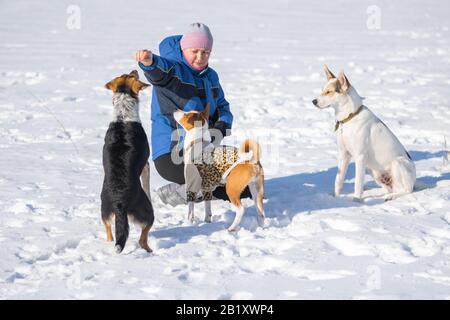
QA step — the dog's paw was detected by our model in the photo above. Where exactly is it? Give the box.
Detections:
[332,190,344,198]
[352,197,363,203]
[257,216,269,229]
[141,245,153,253]
[227,226,239,233]
[139,240,153,253]
[258,219,269,229]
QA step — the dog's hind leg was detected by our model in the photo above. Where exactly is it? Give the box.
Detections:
[101,194,114,242]
[228,203,244,232]
[135,191,154,252]
[102,217,114,242]
[249,175,267,228]
[141,162,151,201]
[385,157,416,200]
[226,164,253,232]
[188,202,195,223]
[139,224,152,253]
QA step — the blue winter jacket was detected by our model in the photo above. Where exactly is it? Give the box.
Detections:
[139,35,233,160]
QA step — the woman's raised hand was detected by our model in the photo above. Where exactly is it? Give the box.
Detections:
[135,49,153,66]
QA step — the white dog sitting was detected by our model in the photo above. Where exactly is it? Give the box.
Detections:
[312,65,416,201]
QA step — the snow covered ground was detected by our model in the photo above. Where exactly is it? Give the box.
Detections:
[1,0,450,299]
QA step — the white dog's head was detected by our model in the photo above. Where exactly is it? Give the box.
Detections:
[312,65,353,110]
[173,104,211,144]
[174,104,209,131]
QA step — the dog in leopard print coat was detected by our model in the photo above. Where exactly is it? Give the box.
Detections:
[174,105,266,231]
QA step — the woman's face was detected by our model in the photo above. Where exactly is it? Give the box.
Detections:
[182,48,211,70]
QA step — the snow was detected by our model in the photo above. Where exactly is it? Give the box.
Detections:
[1,0,450,299]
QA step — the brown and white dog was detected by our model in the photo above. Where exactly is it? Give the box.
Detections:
[173,105,266,231]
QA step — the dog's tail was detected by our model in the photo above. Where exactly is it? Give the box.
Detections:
[239,139,261,163]
[114,203,129,254]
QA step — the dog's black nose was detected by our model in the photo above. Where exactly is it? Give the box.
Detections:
[312,99,318,106]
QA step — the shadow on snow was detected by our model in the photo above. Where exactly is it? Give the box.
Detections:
[152,150,450,247]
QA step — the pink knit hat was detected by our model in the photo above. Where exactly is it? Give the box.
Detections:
[180,23,213,51]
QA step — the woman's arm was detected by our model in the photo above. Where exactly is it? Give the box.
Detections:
[209,84,233,145]
[215,84,233,130]
[135,49,177,86]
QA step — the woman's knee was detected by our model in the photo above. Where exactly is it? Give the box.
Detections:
[154,153,185,184]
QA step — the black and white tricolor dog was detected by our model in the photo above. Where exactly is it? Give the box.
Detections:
[101,70,154,253]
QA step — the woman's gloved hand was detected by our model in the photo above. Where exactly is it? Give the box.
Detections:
[209,121,229,146]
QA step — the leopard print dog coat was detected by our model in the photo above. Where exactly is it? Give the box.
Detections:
[186,146,239,202]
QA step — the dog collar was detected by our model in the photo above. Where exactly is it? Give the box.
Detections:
[335,105,364,131]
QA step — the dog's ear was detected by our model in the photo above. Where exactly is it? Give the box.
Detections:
[129,70,139,79]
[337,71,350,92]
[173,109,186,126]
[131,80,150,95]
[201,103,210,120]
[105,79,118,92]
[324,64,336,80]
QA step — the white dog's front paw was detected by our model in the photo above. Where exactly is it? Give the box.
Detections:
[352,197,363,203]
[258,218,269,229]
[333,187,342,197]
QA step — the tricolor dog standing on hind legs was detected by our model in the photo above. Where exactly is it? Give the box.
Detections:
[101,70,154,253]
[312,65,416,201]
[173,104,266,232]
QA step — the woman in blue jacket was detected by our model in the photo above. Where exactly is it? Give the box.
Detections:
[135,23,251,206]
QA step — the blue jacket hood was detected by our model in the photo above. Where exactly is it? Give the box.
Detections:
[159,35,183,63]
